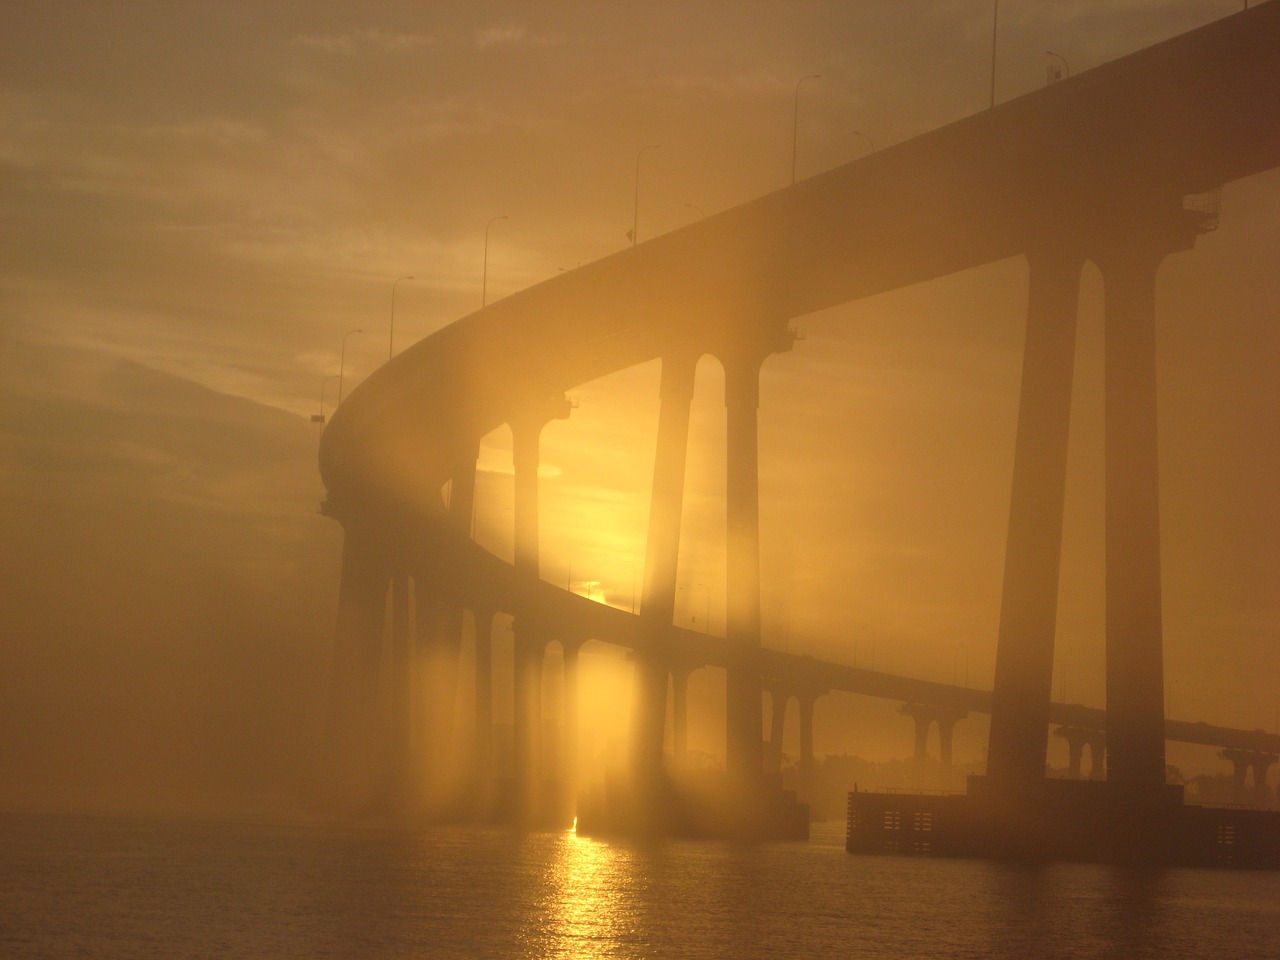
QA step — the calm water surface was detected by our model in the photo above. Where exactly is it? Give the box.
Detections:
[3,812,1279,959]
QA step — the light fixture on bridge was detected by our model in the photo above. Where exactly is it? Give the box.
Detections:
[314,374,339,424]
[1045,50,1070,85]
[389,275,414,360]
[630,145,661,246]
[791,74,821,184]
[337,328,363,407]
[483,216,508,306]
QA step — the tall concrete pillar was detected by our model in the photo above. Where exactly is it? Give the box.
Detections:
[413,585,454,804]
[767,685,789,775]
[1086,733,1106,780]
[1094,211,1195,805]
[912,714,931,759]
[323,518,394,816]
[389,571,416,809]
[937,713,962,769]
[512,625,545,821]
[987,245,1084,787]
[1250,759,1274,807]
[723,349,767,781]
[797,692,818,803]
[472,608,495,793]
[1222,749,1251,803]
[562,640,581,817]
[633,354,697,788]
[1067,734,1085,780]
[508,400,569,820]
[671,665,691,764]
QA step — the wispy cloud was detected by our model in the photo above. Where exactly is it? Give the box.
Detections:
[290,28,437,55]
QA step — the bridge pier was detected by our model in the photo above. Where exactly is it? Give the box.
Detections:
[1094,208,1199,809]
[901,703,968,766]
[1220,749,1277,807]
[389,571,416,811]
[671,664,691,764]
[797,690,819,803]
[472,607,495,799]
[1055,726,1107,780]
[322,516,395,817]
[509,397,571,823]
[987,244,1084,787]
[723,347,766,783]
[561,638,582,819]
[633,354,697,801]
[767,685,789,775]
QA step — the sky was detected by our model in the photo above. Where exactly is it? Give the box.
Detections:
[2,0,1276,815]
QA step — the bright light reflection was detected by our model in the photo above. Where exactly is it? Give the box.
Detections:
[539,830,637,959]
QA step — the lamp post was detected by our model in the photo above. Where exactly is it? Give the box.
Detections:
[989,1,999,109]
[851,129,876,156]
[313,374,339,424]
[388,275,413,360]
[791,73,821,184]
[630,144,660,245]
[482,216,508,307]
[1045,50,1070,84]
[338,328,363,406]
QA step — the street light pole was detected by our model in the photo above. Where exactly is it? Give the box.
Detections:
[851,129,876,156]
[1045,50,1070,83]
[482,216,508,307]
[631,144,660,245]
[338,328,363,407]
[388,275,413,360]
[791,74,821,184]
[314,374,339,423]
[990,1,999,109]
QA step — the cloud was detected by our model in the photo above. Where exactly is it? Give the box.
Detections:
[474,22,562,50]
[290,27,437,56]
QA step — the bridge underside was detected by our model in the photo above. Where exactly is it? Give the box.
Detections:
[315,5,1280,848]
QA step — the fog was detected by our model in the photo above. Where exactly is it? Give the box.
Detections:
[2,0,1277,820]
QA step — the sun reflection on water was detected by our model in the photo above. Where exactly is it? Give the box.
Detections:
[535,828,640,959]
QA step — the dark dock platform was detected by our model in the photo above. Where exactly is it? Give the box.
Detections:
[847,777,1280,868]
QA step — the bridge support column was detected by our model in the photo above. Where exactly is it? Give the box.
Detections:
[798,691,818,804]
[723,347,770,783]
[509,399,570,822]
[562,639,582,818]
[1067,735,1084,780]
[512,625,545,822]
[907,709,931,760]
[767,685,789,775]
[389,571,416,811]
[671,665,691,765]
[634,354,697,797]
[987,245,1084,787]
[1054,725,1105,780]
[1094,211,1197,808]
[1220,749,1278,807]
[323,518,394,817]
[1086,733,1106,780]
[937,711,964,769]
[473,608,495,799]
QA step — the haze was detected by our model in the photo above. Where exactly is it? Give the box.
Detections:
[2,0,1276,818]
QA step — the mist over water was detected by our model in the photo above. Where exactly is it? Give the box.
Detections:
[5,812,1279,960]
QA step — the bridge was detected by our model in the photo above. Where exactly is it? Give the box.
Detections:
[317,4,1280,838]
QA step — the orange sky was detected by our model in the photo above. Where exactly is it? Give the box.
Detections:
[2,0,1276,813]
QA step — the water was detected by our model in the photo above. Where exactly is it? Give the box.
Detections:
[3,812,1279,959]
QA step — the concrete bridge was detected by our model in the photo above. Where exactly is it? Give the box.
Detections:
[317,4,1280,826]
